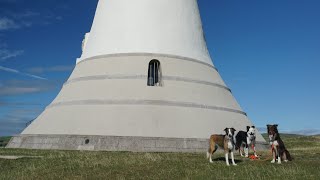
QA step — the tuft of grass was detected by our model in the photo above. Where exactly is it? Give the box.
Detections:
[0,135,319,179]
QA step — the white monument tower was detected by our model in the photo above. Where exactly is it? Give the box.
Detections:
[8,0,266,151]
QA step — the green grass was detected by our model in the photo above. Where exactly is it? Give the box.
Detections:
[0,135,320,179]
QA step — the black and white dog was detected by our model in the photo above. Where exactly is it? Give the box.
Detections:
[235,126,258,157]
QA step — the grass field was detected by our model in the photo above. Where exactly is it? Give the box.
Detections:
[0,135,319,179]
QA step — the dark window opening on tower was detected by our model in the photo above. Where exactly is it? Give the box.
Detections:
[147,60,162,86]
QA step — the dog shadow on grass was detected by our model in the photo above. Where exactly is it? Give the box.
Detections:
[212,157,243,164]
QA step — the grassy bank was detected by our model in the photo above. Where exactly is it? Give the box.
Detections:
[0,135,319,179]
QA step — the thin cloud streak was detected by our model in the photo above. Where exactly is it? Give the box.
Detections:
[0,79,63,96]
[0,101,43,107]
[0,65,47,80]
[0,49,24,60]
[26,65,74,74]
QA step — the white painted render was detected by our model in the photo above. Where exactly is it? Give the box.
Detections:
[21,0,266,144]
[79,0,212,65]
[23,55,265,142]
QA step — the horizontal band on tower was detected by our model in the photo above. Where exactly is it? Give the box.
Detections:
[7,134,268,152]
[78,52,218,72]
[64,75,231,92]
[47,99,247,116]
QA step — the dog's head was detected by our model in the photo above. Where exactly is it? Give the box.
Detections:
[267,124,279,135]
[246,126,256,138]
[267,124,279,142]
[224,128,236,138]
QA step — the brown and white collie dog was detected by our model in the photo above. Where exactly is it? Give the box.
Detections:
[267,124,292,164]
[207,128,237,166]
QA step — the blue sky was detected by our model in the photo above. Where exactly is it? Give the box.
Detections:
[0,0,319,136]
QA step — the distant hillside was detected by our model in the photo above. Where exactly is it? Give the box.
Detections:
[262,133,320,149]
[261,133,303,140]
[0,137,11,147]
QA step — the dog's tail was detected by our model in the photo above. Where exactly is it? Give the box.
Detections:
[285,150,293,161]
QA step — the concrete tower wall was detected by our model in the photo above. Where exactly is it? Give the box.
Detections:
[7,0,267,151]
[80,0,212,65]
[22,54,259,138]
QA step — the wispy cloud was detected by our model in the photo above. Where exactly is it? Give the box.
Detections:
[0,79,61,96]
[0,87,44,95]
[42,14,64,25]
[0,65,47,80]
[0,17,19,30]
[0,101,42,107]
[26,65,74,74]
[0,10,41,31]
[0,34,24,62]
[0,17,34,31]
[0,49,24,60]
[12,11,40,19]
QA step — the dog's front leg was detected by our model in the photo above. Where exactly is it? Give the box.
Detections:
[231,151,237,166]
[253,145,258,157]
[225,152,230,166]
[244,145,249,158]
[277,155,281,164]
[277,147,281,164]
[271,148,276,163]
[209,153,213,163]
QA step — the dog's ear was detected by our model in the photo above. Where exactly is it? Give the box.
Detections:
[275,124,278,127]
[247,126,250,132]
[232,128,236,132]
[224,128,228,133]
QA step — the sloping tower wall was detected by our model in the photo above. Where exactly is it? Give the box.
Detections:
[7,0,266,152]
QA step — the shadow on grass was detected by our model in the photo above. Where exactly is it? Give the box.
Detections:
[212,157,243,164]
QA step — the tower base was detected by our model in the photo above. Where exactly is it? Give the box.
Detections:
[6,135,268,152]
